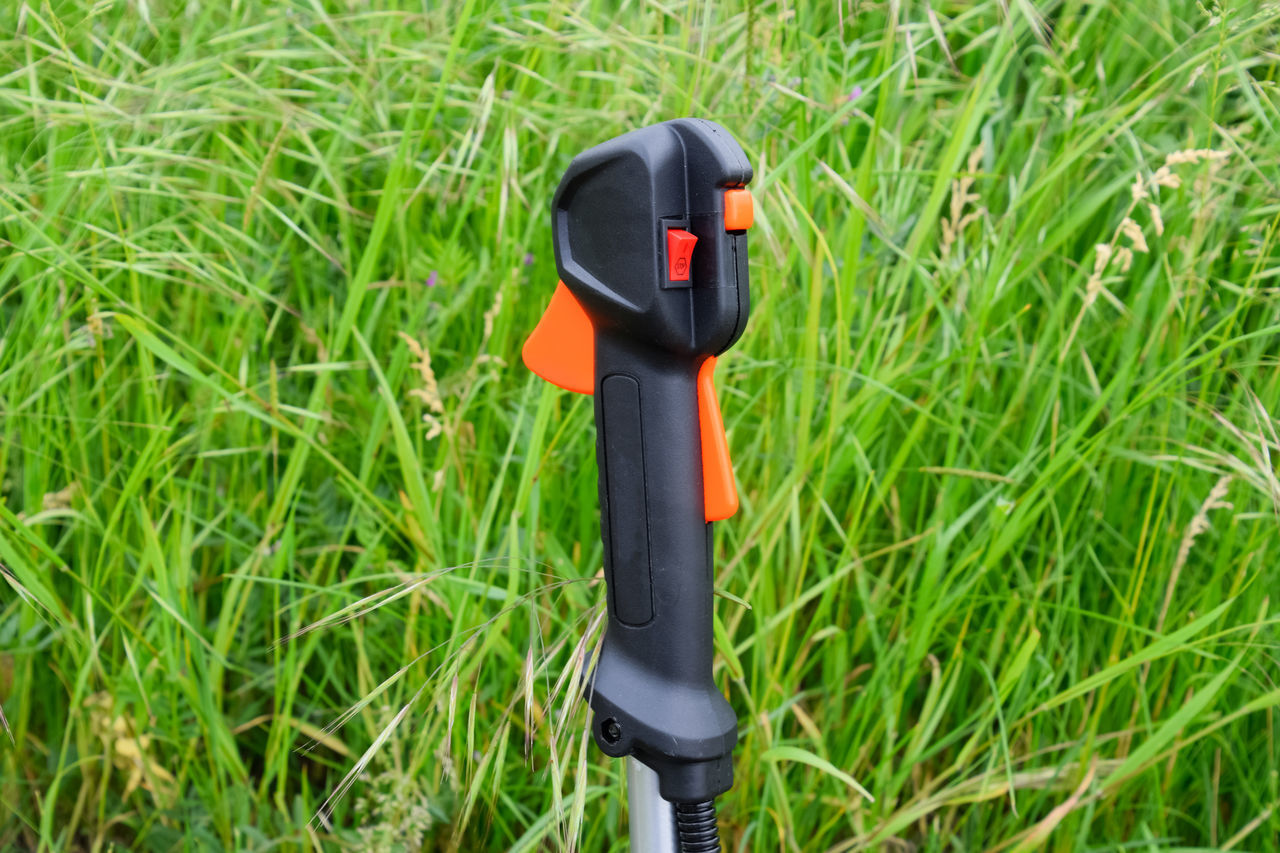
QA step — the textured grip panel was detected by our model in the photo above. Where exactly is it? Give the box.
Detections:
[600,375,653,625]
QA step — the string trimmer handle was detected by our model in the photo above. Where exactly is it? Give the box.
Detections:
[523,118,753,802]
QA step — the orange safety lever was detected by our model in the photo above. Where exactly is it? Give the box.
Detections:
[522,281,594,395]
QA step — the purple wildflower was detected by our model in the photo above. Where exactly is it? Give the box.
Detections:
[426,270,439,287]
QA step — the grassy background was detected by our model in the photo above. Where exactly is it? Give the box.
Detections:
[3,0,1280,850]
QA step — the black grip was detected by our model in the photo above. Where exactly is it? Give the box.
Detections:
[587,330,737,802]
[540,118,753,804]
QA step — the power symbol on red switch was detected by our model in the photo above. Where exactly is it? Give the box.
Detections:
[667,229,697,283]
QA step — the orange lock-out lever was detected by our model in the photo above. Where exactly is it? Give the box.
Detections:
[522,119,755,816]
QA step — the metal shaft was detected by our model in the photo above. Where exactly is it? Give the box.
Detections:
[627,758,679,852]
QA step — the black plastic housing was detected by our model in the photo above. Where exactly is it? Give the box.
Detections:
[551,119,752,803]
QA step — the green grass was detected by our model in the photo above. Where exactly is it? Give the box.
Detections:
[2,0,1279,849]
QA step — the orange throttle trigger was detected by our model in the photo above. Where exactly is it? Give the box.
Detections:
[522,281,595,395]
[698,356,738,521]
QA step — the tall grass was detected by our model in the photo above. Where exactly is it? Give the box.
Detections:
[2,0,1279,849]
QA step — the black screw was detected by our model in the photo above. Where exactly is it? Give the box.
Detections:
[601,718,622,744]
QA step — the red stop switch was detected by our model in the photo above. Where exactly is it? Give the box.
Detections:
[667,228,697,282]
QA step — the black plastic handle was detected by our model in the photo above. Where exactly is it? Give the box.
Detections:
[527,118,753,803]
[588,332,737,802]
